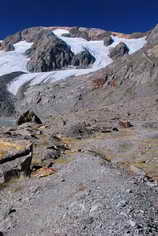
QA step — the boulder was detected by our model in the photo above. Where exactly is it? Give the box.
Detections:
[0,139,33,183]
[71,49,96,68]
[17,111,42,126]
[27,31,74,72]
[104,36,113,46]
[109,42,129,60]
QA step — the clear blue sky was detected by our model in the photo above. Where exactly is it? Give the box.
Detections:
[1,0,158,39]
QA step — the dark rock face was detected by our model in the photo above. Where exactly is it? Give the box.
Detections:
[5,43,15,52]
[69,27,89,40]
[0,140,33,183]
[27,31,74,72]
[0,72,24,117]
[71,49,96,68]
[109,42,129,60]
[104,36,113,46]
[17,111,42,126]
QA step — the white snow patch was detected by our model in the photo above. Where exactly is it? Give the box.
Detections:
[0,41,33,77]
[2,29,146,95]
[53,29,70,37]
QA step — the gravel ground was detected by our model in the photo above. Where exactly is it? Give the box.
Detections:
[0,152,158,236]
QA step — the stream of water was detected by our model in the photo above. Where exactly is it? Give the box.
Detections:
[0,119,16,127]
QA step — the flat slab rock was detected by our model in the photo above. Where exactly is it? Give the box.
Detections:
[0,139,32,183]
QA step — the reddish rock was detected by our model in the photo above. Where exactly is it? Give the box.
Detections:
[32,167,57,178]
[119,120,133,128]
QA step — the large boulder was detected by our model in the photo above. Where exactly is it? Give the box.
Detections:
[71,49,96,68]
[109,42,129,60]
[17,111,42,126]
[0,139,33,183]
[27,31,74,72]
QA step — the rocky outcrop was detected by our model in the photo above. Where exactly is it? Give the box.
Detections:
[147,24,158,45]
[69,27,90,40]
[2,31,22,50]
[17,111,42,126]
[104,36,113,46]
[0,139,33,183]
[71,49,95,68]
[5,43,15,52]
[2,27,44,50]
[109,42,129,59]
[0,72,24,117]
[26,30,96,72]
[27,31,74,72]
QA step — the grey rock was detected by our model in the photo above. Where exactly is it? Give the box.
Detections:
[5,43,15,52]
[109,42,129,59]
[27,31,74,72]
[147,24,158,45]
[2,31,22,49]
[71,49,96,68]
[0,143,33,183]
[104,36,113,46]
[0,72,24,117]
[69,27,89,40]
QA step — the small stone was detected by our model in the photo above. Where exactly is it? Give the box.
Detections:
[32,167,57,178]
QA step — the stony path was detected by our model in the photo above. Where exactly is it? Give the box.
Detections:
[0,152,158,236]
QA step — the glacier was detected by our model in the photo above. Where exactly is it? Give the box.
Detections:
[0,29,146,95]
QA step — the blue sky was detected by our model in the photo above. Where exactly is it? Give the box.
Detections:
[1,0,158,38]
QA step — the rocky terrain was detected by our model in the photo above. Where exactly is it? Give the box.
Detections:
[0,24,158,235]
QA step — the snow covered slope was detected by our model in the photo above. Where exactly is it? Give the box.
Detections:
[0,28,146,95]
[0,41,33,76]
